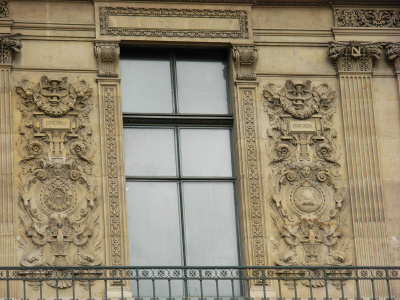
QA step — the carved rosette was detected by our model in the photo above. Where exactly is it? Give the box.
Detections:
[263,80,351,288]
[387,42,400,73]
[329,41,381,72]
[16,77,101,288]
[334,9,400,28]
[232,46,258,80]
[94,41,120,78]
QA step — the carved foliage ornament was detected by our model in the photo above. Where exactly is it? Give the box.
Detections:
[232,46,258,80]
[387,42,400,73]
[0,35,21,64]
[94,41,120,78]
[16,77,101,289]
[334,9,400,28]
[264,81,351,289]
[329,41,381,72]
[0,1,8,18]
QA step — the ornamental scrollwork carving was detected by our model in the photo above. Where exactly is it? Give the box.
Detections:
[387,42,400,73]
[0,1,8,18]
[334,9,400,28]
[232,46,258,80]
[263,80,351,289]
[329,41,381,72]
[16,77,101,289]
[94,41,120,78]
[0,34,21,64]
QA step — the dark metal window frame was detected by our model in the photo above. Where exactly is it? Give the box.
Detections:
[121,47,242,267]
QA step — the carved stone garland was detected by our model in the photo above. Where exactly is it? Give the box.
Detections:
[16,77,101,289]
[334,9,400,28]
[263,80,351,288]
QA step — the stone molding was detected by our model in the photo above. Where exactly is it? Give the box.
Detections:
[99,7,249,39]
[0,35,21,65]
[94,41,120,78]
[334,9,400,28]
[232,45,258,81]
[15,77,101,289]
[387,42,400,73]
[328,41,381,72]
[263,80,351,288]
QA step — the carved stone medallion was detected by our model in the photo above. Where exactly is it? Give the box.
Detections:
[263,80,351,289]
[16,77,101,289]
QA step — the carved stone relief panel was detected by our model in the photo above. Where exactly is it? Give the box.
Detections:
[334,9,400,28]
[16,76,101,288]
[263,80,351,288]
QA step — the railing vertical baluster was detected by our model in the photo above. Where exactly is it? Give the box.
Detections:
[23,279,26,300]
[105,279,108,300]
[40,279,43,300]
[152,277,156,300]
[309,279,313,300]
[262,269,266,300]
[56,279,59,300]
[246,277,250,300]
[340,280,345,300]
[6,269,9,300]
[184,269,188,300]
[121,269,124,300]
[89,274,92,300]
[136,268,141,300]
[324,269,329,300]
[215,278,219,300]
[356,276,361,300]
[231,277,235,300]
[293,279,297,300]
[386,268,392,300]
[168,278,172,300]
[72,269,76,300]
[371,278,376,300]
[277,278,282,300]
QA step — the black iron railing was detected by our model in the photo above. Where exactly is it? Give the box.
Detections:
[0,266,398,300]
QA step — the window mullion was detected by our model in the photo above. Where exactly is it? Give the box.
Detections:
[170,50,179,114]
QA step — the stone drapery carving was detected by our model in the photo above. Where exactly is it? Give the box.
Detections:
[94,41,120,78]
[329,41,381,72]
[387,42,400,73]
[99,7,249,39]
[264,80,351,288]
[0,35,21,64]
[334,9,400,28]
[16,77,101,288]
[0,1,8,18]
[232,46,258,80]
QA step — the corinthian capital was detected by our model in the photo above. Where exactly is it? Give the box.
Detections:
[94,41,120,78]
[0,34,22,65]
[232,45,258,80]
[387,42,400,73]
[328,41,381,72]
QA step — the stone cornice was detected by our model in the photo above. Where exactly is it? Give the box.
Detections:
[94,0,400,6]
[328,41,381,72]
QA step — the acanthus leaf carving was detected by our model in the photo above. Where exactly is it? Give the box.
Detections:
[264,80,351,289]
[387,42,400,73]
[328,41,382,72]
[334,9,400,28]
[94,41,120,78]
[16,76,101,289]
[0,34,21,64]
[232,46,258,80]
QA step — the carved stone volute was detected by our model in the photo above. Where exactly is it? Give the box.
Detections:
[329,41,381,72]
[232,45,258,80]
[94,41,120,78]
[387,42,400,73]
[0,34,21,64]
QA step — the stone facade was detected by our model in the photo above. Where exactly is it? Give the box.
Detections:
[0,0,399,298]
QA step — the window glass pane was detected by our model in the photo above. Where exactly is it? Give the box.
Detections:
[176,54,229,114]
[124,128,177,176]
[120,53,173,113]
[180,129,233,177]
[183,182,238,266]
[126,181,182,266]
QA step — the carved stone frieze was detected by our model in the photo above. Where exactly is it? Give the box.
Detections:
[232,46,258,80]
[387,42,400,73]
[334,9,400,28]
[0,35,21,64]
[263,81,351,288]
[16,77,101,288]
[99,7,249,39]
[0,1,8,18]
[94,41,120,78]
[329,41,381,72]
